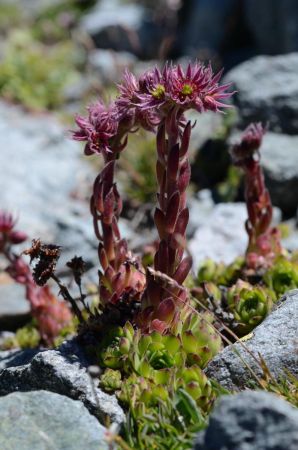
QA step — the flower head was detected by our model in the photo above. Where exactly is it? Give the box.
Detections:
[230,122,266,164]
[72,101,118,156]
[168,63,233,113]
[116,69,160,132]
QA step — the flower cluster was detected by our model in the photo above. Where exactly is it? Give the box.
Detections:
[120,62,233,116]
[230,123,282,270]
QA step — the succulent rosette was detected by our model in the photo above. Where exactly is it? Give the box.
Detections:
[264,257,298,297]
[227,280,274,335]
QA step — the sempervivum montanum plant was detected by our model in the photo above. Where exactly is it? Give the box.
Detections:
[0,212,72,345]
[72,61,234,336]
[230,123,283,271]
[226,279,275,336]
[70,62,233,425]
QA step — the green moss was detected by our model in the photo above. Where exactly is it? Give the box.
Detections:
[0,30,80,110]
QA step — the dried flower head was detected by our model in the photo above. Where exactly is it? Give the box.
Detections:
[24,239,61,286]
[66,255,86,286]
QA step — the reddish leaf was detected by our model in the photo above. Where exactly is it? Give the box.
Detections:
[178,160,191,193]
[154,208,166,239]
[168,144,180,180]
[156,297,176,322]
[173,256,192,284]
[165,191,180,233]
[180,121,191,158]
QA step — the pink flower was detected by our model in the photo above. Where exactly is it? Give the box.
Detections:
[72,101,118,156]
[116,69,160,131]
[134,62,234,115]
[168,62,233,113]
[136,66,170,110]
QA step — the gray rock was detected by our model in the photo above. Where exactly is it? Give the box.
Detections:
[261,132,298,216]
[0,390,108,450]
[80,0,144,54]
[205,292,298,391]
[226,53,298,134]
[244,0,298,55]
[0,348,40,371]
[0,281,30,330]
[0,339,125,426]
[189,202,281,272]
[0,101,99,272]
[194,390,298,450]
[88,49,136,84]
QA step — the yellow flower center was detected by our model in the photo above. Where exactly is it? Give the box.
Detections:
[151,84,165,99]
[181,83,193,96]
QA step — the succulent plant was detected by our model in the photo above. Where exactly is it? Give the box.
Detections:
[264,257,298,297]
[197,257,244,286]
[230,123,282,270]
[101,360,214,413]
[227,279,274,335]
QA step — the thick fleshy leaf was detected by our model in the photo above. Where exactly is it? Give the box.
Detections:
[174,208,189,237]
[168,144,180,180]
[150,319,168,333]
[165,191,180,233]
[103,188,115,224]
[156,297,176,322]
[163,334,181,355]
[98,246,109,271]
[178,159,191,193]
[180,121,191,158]
[153,368,171,384]
[182,330,198,354]
[154,240,168,273]
[173,256,192,284]
[156,123,166,163]
[154,208,166,239]
[156,160,165,186]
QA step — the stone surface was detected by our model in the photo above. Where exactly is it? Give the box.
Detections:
[194,390,298,450]
[0,100,98,270]
[88,49,136,84]
[80,0,144,54]
[205,292,298,391]
[260,132,298,216]
[226,53,298,134]
[0,390,108,450]
[189,201,281,272]
[0,339,125,425]
[0,280,30,330]
[229,130,298,216]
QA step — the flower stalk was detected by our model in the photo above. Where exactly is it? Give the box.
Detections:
[230,123,282,270]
